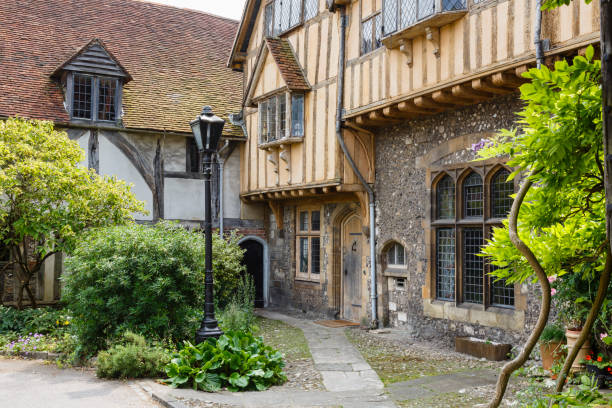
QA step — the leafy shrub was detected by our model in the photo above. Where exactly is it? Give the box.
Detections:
[0,306,71,335]
[96,332,170,379]
[519,375,612,407]
[0,332,77,355]
[541,324,566,344]
[219,274,256,332]
[165,331,286,391]
[63,221,245,353]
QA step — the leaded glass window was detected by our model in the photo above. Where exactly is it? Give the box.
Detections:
[490,265,515,307]
[259,93,304,144]
[296,207,321,281]
[311,210,320,231]
[264,2,275,36]
[436,175,455,219]
[72,74,93,119]
[491,169,513,218]
[304,0,318,21]
[299,237,309,274]
[463,228,483,304]
[463,172,483,218]
[361,13,383,55]
[268,95,277,141]
[311,237,320,274]
[98,78,116,121]
[291,94,304,137]
[436,228,455,300]
[386,242,406,266]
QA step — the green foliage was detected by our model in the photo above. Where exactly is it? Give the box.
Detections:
[63,222,245,353]
[520,375,612,407]
[542,0,592,11]
[478,49,609,297]
[0,305,71,336]
[164,331,286,391]
[540,324,566,344]
[219,274,256,332]
[0,118,144,305]
[96,331,171,379]
[0,332,78,355]
[211,232,247,307]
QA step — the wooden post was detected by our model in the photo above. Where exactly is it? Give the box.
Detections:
[603,0,612,252]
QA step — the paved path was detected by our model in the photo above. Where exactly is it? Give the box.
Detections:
[0,357,160,408]
[256,309,384,392]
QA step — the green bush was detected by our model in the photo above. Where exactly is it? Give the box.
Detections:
[0,305,71,335]
[540,324,566,344]
[63,222,245,353]
[165,331,286,391]
[96,332,171,379]
[219,274,256,332]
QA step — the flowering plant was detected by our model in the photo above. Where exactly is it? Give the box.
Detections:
[581,351,612,372]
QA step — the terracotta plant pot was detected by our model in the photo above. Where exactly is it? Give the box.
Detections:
[565,328,591,372]
[540,341,565,372]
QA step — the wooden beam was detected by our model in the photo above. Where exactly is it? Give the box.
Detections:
[451,84,492,101]
[290,190,299,197]
[369,111,401,124]
[491,71,526,88]
[471,77,514,95]
[268,201,284,230]
[431,89,472,106]
[382,106,416,119]
[397,100,433,115]
[414,95,450,110]
[355,115,380,128]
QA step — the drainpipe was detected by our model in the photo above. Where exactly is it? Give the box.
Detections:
[534,0,544,69]
[216,141,230,238]
[334,5,378,328]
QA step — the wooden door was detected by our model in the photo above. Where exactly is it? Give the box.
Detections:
[342,214,362,321]
[239,240,265,308]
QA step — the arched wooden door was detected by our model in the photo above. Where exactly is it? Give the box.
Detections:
[342,214,362,321]
[239,239,264,308]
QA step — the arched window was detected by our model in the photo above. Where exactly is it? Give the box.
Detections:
[491,169,513,218]
[436,175,455,219]
[463,172,483,218]
[386,242,406,267]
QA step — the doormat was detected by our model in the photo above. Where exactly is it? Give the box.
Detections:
[314,320,360,328]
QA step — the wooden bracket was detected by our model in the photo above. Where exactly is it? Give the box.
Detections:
[355,191,370,232]
[268,201,284,230]
[398,39,413,66]
[267,151,280,186]
[279,146,291,184]
[425,27,440,58]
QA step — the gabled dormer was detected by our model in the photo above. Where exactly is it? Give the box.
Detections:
[51,39,131,125]
[246,38,311,148]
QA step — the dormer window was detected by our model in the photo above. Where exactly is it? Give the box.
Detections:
[258,92,304,144]
[52,39,130,124]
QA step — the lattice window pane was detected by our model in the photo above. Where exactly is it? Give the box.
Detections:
[304,0,318,21]
[400,0,417,28]
[311,210,320,231]
[269,96,278,141]
[463,172,483,218]
[442,0,465,11]
[375,13,383,49]
[417,0,435,20]
[387,245,396,265]
[279,94,287,139]
[299,211,309,231]
[396,244,405,264]
[299,237,309,274]
[72,74,92,119]
[311,237,320,274]
[259,101,268,143]
[490,264,515,307]
[437,175,455,219]
[290,0,301,28]
[463,228,484,304]
[436,228,455,300]
[264,2,275,36]
[491,169,513,218]
[291,94,304,136]
[361,18,373,55]
[98,78,116,121]
[383,0,398,35]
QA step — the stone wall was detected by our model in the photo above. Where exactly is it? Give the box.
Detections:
[374,93,541,346]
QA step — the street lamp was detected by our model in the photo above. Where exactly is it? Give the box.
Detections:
[191,106,225,343]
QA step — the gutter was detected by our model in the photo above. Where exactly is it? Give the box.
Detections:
[333,5,378,328]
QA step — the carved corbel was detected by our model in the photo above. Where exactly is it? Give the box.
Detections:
[268,201,284,230]
[279,145,291,184]
[398,39,413,66]
[267,150,280,186]
[425,27,440,58]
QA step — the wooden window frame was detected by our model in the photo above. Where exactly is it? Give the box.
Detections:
[361,12,383,56]
[67,72,121,124]
[386,242,406,268]
[431,164,516,309]
[295,206,321,282]
[258,92,304,145]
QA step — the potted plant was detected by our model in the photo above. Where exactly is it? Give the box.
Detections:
[580,351,612,389]
[540,324,566,372]
[549,274,593,371]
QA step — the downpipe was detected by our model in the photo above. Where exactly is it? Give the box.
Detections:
[217,140,230,238]
[334,5,378,327]
[534,0,544,69]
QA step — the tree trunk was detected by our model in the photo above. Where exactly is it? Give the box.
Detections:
[488,178,552,408]
[555,248,611,392]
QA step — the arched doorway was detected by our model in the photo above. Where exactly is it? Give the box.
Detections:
[238,236,268,308]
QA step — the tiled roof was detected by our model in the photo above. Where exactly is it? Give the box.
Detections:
[0,0,243,136]
[265,38,310,91]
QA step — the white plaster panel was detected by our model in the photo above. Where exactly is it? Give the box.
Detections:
[223,148,242,219]
[76,131,89,168]
[98,135,153,220]
[164,134,187,172]
[164,178,206,221]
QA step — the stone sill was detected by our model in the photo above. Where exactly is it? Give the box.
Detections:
[258,137,303,150]
[383,268,408,278]
[422,298,524,331]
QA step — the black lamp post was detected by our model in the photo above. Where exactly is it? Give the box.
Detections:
[191,106,225,343]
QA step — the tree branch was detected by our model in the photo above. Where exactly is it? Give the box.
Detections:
[488,178,552,408]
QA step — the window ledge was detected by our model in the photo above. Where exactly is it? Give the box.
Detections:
[383,267,408,278]
[382,10,467,49]
[422,298,524,331]
[258,136,303,150]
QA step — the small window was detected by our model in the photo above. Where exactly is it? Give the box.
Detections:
[291,94,304,137]
[436,175,455,219]
[70,73,120,122]
[186,138,201,173]
[296,207,321,281]
[386,242,406,266]
[463,172,483,218]
[361,13,383,55]
[73,74,93,119]
[259,93,304,144]
[491,169,513,218]
[98,78,117,121]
